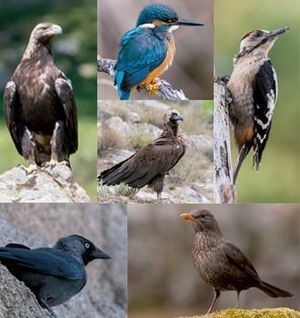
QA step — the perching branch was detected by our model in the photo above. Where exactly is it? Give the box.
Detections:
[214,78,237,203]
[97,55,188,101]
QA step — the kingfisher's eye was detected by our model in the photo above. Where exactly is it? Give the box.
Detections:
[85,243,90,249]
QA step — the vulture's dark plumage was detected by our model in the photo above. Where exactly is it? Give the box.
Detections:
[98,110,186,199]
[3,22,78,169]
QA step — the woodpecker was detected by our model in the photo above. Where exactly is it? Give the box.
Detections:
[227,27,289,184]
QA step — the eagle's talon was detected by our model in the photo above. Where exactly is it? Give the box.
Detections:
[25,164,38,175]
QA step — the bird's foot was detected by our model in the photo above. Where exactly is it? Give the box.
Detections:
[39,298,57,318]
[147,82,159,95]
[25,164,38,175]
[44,159,59,169]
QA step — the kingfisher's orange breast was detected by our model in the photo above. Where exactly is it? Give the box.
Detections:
[141,38,176,86]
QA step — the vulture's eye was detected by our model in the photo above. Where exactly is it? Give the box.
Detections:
[85,243,90,249]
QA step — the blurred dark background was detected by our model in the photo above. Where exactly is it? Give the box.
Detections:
[215,0,300,203]
[128,204,300,317]
[98,0,213,100]
[0,0,97,198]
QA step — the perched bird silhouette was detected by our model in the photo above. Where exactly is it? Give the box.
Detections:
[0,235,110,318]
[98,110,186,199]
[114,3,203,99]
[180,209,292,314]
[226,27,289,183]
[4,22,78,171]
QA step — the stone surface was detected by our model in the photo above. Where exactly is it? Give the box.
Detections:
[0,163,90,203]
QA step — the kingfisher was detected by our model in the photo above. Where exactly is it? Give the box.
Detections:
[114,3,203,100]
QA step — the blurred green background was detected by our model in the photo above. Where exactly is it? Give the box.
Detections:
[0,0,97,199]
[215,0,300,202]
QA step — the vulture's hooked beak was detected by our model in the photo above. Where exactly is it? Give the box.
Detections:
[172,114,184,122]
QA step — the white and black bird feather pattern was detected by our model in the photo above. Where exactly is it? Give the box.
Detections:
[252,60,277,169]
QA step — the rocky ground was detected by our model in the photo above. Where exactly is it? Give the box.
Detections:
[0,163,90,203]
[97,100,213,203]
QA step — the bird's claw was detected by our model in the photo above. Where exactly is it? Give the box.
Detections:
[25,164,38,175]
[147,82,159,95]
[44,159,59,169]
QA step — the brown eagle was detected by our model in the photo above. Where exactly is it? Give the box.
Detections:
[3,22,78,170]
[98,110,186,199]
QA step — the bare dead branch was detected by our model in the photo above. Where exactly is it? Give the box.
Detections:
[97,56,188,101]
[214,78,237,203]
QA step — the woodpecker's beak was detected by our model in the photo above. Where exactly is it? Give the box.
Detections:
[180,213,196,222]
[92,247,111,260]
[268,27,289,39]
[176,18,204,27]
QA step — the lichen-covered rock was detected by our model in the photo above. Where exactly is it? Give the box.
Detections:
[0,163,90,203]
[179,308,300,318]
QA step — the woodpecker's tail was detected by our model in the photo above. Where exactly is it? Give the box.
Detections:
[258,281,293,298]
[233,143,251,184]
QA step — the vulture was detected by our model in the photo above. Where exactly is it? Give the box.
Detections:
[3,22,78,170]
[98,110,186,199]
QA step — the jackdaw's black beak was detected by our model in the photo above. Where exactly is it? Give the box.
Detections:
[92,247,111,259]
[177,18,204,27]
[268,27,289,39]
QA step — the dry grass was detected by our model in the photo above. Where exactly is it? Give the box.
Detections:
[128,130,152,150]
[99,126,128,150]
[174,150,212,184]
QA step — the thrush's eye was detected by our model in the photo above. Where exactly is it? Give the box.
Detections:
[85,243,90,249]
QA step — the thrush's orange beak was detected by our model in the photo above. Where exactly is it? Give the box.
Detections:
[180,213,196,221]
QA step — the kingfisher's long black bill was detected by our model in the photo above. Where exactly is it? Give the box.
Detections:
[177,18,204,26]
[268,26,289,38]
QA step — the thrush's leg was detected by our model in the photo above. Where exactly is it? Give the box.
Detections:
[236,290,241,308]
[233,143,251,184]
[206,289,220,315]
[38,298,57,318]
[21,127,38,174]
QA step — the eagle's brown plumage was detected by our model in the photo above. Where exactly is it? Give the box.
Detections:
[3,22,78,167]
[98,110,186,199]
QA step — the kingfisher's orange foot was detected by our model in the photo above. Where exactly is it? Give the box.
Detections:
[147,82,159,95]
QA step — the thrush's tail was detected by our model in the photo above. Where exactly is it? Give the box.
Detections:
[258,281,293,298]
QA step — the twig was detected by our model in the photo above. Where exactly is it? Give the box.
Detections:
[214,78,237,203]
[97,55,188,101]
